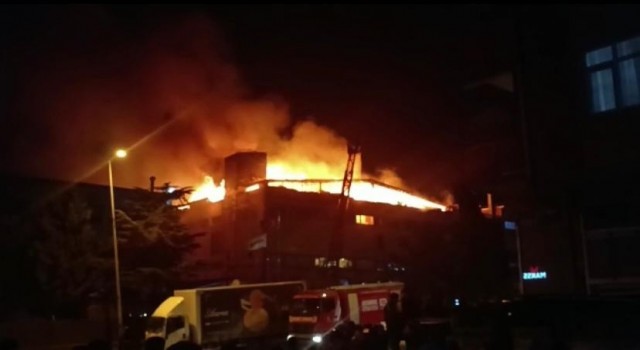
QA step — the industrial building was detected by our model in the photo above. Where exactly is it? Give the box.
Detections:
[181,151,455,288]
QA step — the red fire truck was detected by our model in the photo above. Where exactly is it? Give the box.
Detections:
[287,282,403,346]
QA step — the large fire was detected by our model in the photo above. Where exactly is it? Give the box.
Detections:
[186,162,446,211]
[266,180,446,211]
[189,176,226,203]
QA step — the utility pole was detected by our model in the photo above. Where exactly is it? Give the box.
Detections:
[515,224,524,295]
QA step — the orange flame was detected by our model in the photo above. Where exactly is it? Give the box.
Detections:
[188,163,445,211]
[189,176,225,203]
[266,161,349,180]
[266,180,446,211]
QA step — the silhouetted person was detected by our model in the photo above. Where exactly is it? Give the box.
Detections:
[372,325,388,350]
[334,320,357,349]
[349,327,366,350]
[402,291,425,350]
[361,328,376,350]
[385,293,404,350]
[404,319,422,350]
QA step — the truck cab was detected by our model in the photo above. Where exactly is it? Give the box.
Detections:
[289,291,342,343]
[288,282,403,346]
[145,281,306,349]
[145,296,190,349]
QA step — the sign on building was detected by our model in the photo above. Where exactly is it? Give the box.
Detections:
[523,266,547,280]
[504,221,517,230]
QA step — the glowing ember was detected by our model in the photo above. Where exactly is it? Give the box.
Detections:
[189,176,225,203]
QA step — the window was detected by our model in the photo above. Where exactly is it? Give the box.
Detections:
[355,215,375,225]
[586,36,640,113]
[146,316,165,334]
[290,298,336,316]
[314,257,352,268]
[321,298,337,312]
[619,57,640,106]
[338,258,353,269]
[590,68,616,112]
[166,316,185,335]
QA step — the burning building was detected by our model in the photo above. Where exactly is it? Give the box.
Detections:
[180,151,450,287]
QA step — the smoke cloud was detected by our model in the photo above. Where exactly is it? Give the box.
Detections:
[6,7,419,194]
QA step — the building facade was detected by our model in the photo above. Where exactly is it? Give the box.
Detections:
[181,152,511,299]
[513,5,640,295]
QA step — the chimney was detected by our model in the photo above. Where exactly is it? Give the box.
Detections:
[224,152,267,192]
[481,193,494,218]
[149,176,156,192]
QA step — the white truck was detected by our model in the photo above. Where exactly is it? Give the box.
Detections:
[145,281,306,349]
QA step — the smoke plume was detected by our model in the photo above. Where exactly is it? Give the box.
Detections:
[7,7,411,192]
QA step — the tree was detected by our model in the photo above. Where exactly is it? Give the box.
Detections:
[0,213,41,319]
[115,187,202,302]
[33,191,112,316]
[29,186,202,317]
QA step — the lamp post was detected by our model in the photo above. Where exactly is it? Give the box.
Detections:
[109,149,127,340]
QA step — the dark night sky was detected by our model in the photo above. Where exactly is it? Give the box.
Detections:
[0,4,515,198]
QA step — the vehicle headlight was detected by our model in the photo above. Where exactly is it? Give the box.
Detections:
[312,335,322,343]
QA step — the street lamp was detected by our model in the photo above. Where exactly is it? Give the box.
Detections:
[108,148,127,339]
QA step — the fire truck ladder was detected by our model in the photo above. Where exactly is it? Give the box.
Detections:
[328,143,361,265]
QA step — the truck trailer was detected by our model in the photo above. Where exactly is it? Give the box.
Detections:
[145,280,306,349]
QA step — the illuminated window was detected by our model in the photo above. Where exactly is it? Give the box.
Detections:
[315,257,351,268]
[586,35,640,113]
[338,258,353,269]
[355,215,375,225]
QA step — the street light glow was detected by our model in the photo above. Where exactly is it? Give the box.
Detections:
[115,149,127,158]
[108,150,127,340]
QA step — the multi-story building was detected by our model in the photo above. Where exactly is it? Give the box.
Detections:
[182,152,457,289]
[495,5,640,295]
